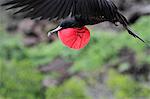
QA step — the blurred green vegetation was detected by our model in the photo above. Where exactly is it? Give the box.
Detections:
[107,70,150,99]
[46,78,91,99]
[0,16,150,99]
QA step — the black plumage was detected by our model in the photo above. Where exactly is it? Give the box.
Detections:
[1,0,145,42]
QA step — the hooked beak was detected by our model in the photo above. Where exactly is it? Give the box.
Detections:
[48,26,62,37]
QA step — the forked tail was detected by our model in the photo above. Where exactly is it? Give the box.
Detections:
[116,12,145,43]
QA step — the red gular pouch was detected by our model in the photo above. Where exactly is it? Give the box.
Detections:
[58,27,90,50]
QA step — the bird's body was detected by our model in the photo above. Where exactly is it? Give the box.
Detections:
[1,0,145,49]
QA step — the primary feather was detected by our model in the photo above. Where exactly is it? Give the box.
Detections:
[1,0,117,20]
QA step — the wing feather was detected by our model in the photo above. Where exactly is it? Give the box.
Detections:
[1,0,119,21]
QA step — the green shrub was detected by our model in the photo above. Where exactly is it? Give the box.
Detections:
[46,78,91,99]
[0,60,43,99]
[107,70,150,99]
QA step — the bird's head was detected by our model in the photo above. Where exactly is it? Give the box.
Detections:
[48,19,90,50]
[48,18,83,36]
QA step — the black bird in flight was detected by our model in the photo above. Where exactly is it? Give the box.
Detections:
[1,0,145,49]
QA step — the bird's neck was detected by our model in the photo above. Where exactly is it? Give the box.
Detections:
[61,17,85,28]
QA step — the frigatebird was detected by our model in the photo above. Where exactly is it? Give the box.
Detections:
[1,0,145,50]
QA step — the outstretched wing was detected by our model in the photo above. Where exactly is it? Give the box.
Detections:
[1,0,118,20]
[1,0,145,42]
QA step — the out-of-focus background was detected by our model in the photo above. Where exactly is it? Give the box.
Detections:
[0,0,150,99]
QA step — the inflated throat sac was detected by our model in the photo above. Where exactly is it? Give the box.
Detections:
[58,27,90,50]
